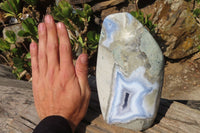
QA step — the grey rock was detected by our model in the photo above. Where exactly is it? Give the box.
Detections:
[0,77,38,133]
[0,65,16,79]
[162,59,200,100]
[96,12,164,131]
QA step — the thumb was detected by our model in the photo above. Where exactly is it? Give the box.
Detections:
[75,54,89,88]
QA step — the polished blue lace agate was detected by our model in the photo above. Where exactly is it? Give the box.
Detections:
[107,66,158,124]
[96,12,164,131]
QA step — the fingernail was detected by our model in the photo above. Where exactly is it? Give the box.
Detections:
[81,55,88,64]
[31,42,37,49]
[58,22,64,28]
[45,15,52,23]
[38,23,44,31]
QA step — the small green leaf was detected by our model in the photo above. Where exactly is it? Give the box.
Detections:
[83,4,92,16]
[18,30,30,37]
[0,38,10,51]
[193,9,200,17]
[76,9,85,18]
[62,8,71,17]
[198,45,200,51]
[11,48,18,53]
[5,30,16,44]
[87,31,95,42]
[87,16,91,22]
[78,36,83,44]
[21,18,38,42]
[16,67,24,73]
[87,31,100,44]
[28,61,31,67]
[25,52,31,59]
[88,44,98,50]
[95,33,100,41]
[13,57,25,73]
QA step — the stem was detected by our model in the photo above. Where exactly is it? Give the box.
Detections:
[66,25,77,40]
[82,37,87,54]
[68,18,80,33]
[80,19,88,36]
[135,0,138,12]
[193,0,196,10]
[0,54,10,65]
[21,42,29,53]
[19,70,27,79]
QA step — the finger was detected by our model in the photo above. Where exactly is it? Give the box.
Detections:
[79,85,91,120]
[75,54,89,94]
[57,22,74,76]
[45,15,59,70]
[38,23,47,75]
[30,42,39,81]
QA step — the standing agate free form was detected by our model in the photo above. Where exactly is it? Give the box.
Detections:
[96,13,164,131]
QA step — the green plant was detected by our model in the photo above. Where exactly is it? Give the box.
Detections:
[0,30,31,79]
[198,45,200,51]
[195,0,200,3]
[0,38,11,52]
[0,0,21,18]
[0,0,39,80]
[52,0,99,56]
[87,31,100,50]
[18,17,38,42]
[130,10,156,32]
[193,8,200,17]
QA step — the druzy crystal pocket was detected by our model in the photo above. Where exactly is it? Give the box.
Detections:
[96,13,164,131]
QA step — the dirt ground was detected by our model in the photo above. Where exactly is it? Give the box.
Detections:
[162,52,200,100]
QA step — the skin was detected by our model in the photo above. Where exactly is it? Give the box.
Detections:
[30,15,91,132]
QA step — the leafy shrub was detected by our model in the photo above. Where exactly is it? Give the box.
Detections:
[87,31,100,50]
[52,0,99,56]
[0,0,100,79]
[0,0,40,79]
[193,8,200,17]
[0,0,21,18]
[0,30,31,79]
[18,17,38,42]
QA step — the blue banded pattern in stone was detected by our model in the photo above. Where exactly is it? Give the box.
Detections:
[96,12,164,131]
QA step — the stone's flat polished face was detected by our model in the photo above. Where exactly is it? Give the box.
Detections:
[96,12,164,131]
[108,66,158,124]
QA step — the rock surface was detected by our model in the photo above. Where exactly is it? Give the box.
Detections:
[0,64,16,79]
[92,0,126,12]
[140,0,200,59]
[96,13,164,131]
[162,57,200,100]
[0,77,38,133]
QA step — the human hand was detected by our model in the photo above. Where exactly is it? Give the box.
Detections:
[30,15,91,132]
